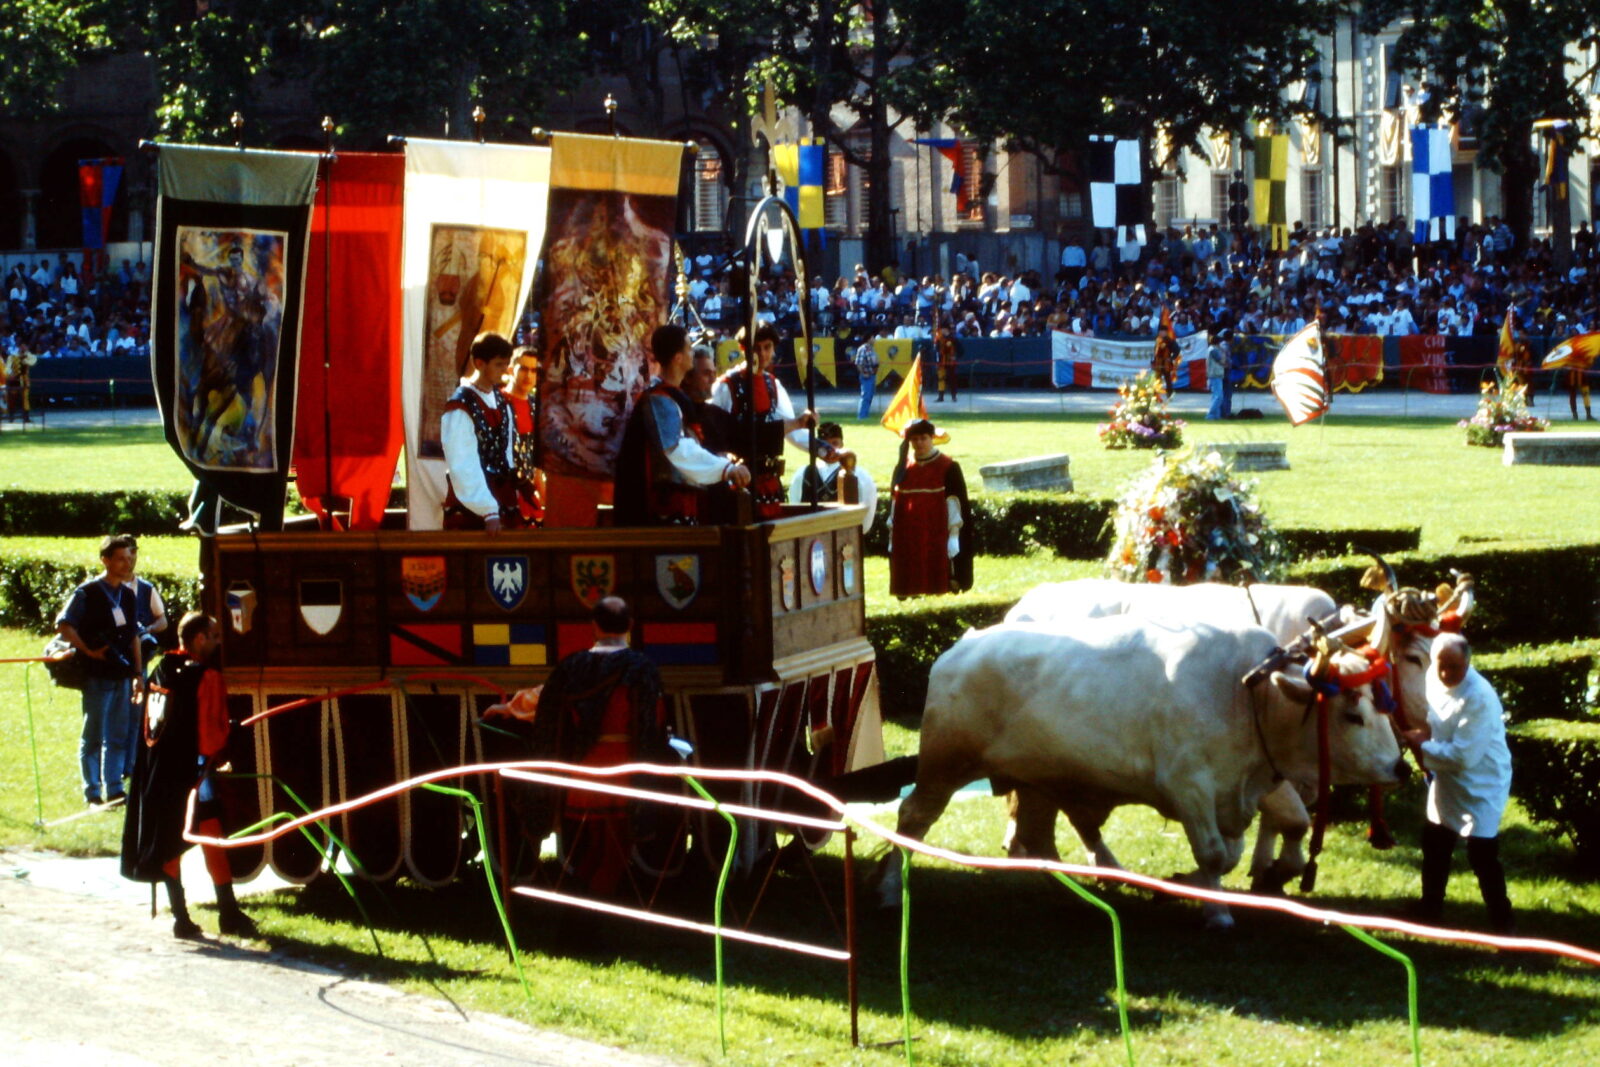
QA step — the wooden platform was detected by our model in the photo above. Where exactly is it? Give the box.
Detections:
[1502,431,1600,466]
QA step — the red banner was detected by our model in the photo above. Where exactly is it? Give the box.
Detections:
[1325,335,1383,392]
[1397,334,1451,395]
[293,153,406,529]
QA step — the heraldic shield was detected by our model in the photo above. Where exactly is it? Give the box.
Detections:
[402,556,446,612]
[655,553,700,610]
[487,555,528,612]
[570,553,615,607]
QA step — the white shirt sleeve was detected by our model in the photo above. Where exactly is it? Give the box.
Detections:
[664,430,733,487]
[788,467,808,504]
[855,466,878,533]
[945,494,963,532]
[441,407,499,517]
[1421,677,1506,775]
[710,378,733,412]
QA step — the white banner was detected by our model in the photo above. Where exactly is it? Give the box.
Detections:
[401,139,551,530]
[1050,330,1208,389]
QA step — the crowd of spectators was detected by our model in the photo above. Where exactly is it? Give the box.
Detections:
[670,215,1600,349]
[3,254,152,365]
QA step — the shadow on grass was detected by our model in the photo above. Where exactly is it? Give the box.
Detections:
[235,831,1600,1052]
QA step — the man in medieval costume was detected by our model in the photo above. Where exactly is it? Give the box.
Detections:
[614,325,749,526]
[710,323,845,520]
[521,597,681,897]
[788,422,877,533]
[888,419,972,597]
[441,331,524,531]
[503,344,544,525]
[121,612,256,939]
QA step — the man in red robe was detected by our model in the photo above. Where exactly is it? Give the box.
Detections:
[522,596,678,897]
[889,419,972,597]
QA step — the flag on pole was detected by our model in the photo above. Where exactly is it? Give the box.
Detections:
[1253,134,1288,251]
[873,337,916,384]
[401,138,552,530]
[150,144,319,531]
[78,158,123,249]
[913,138,967,214]
[1495,308,1532,385]
[880,355,927,436]
[1088,135,1145,245]
[1270,322,1330,426]
[1411,126,1456,242]
[774,139,825,230]
[1543,332,1600,371]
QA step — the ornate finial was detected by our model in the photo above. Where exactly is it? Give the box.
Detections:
[472,105,486,143]
[231,110,244,148]
[604,94,618,135]
[321,115,334,134]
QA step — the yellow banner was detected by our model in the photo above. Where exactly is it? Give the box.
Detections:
[874,338,916,384]
[714,338,742,374]
[880,355,925,436]
[794,336,837,386]
[550,132,685,196]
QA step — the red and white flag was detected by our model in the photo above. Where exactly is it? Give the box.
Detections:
[1271,322,1329,426]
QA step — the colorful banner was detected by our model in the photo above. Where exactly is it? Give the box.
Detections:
[1325,334,1384,392]
[1270,322,1329,426]
[293,153,405,530]
[536,132,685,518]
[714,338,742,374]
[794,335,837,386]
[873,337,916,384]
[1050,331,1208,390]
[1398,334,1452,394]
[774,139,825,230]
[78,158,123,250]
[401,138,551,530]
[1253,133,1289,251]
[151,143,318,530]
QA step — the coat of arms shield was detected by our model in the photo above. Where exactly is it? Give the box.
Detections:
[402,556,446,612]
[570,554,616,606]
[655,553,700,610]
[486,555,528,612]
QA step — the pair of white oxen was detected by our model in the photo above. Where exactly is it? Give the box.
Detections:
[880,578,1453,928]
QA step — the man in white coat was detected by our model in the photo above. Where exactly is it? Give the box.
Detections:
[1403,633,1515,933]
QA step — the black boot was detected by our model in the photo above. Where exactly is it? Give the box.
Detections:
[1415,821,1457,924]
[1466,835,1516,935]
[214,881,258,937]
[165,877,201,939]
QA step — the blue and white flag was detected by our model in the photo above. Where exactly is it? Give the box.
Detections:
[1411,127,1455,243]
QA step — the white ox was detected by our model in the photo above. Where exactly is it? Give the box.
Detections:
[877,617,1408,927]
[1004,579,1340,891]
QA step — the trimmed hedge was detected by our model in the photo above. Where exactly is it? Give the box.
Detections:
[0,489,190,538]
[866,594,1014,723]
[863,490,1418,562]
[1288,541,1600,652]
[1508,719,1600,873]
[1477,641,1600,725]
[0,553,200,637]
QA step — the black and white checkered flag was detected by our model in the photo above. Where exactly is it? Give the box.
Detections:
[1089,135,1146,247]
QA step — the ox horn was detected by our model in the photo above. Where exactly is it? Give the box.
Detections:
[1355,546,1398,596]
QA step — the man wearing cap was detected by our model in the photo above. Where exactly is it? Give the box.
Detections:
[789,421,877,532]
[888,419,972,597]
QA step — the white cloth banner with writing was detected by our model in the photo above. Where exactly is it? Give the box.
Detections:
[1051,330,1208,389]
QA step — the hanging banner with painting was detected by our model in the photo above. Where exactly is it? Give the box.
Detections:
[536,132,686,527]
[150,144,317,531]
[400,138,551,529]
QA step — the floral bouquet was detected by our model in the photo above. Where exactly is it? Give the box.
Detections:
[1459,377,1547,448]
[1106,449,1288,585]
[1098,371,1185,450]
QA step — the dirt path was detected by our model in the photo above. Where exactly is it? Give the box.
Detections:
[0,850,679,1066]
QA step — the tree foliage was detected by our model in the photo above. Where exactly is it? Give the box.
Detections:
[0,0,118,117]
[893,0,1342,167]
[1362,0,1600,246]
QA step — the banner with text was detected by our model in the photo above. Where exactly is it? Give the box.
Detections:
[1050,330,1208,390]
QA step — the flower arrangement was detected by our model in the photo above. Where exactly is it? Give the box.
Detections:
[1459,377,1547,447]
[1106,449,1288,585]
[1098,371,1185,450]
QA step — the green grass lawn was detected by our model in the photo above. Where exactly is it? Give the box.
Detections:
[3,412,1599,1063]
[0,424,191,492]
